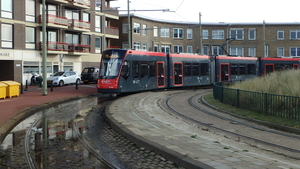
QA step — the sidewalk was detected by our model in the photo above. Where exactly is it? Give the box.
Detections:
[0,84,97,142]
[105,91,300,169]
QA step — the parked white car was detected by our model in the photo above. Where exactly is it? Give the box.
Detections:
[47,71,81,87]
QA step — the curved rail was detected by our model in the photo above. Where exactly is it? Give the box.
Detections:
[164,91,300,156]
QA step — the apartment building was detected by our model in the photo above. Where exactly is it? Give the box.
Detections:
[113,14,300,59]
[0,0,119,84]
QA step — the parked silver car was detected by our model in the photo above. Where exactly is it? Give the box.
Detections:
[47,71,81,86]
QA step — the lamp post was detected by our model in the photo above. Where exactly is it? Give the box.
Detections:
[42,0,47,96]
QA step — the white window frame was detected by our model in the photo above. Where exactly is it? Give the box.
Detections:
[95,36,101,53]
[133,23,140,34]
[160,27,170,38]
[230,47,244,56]
[153,26,158,37]
[161,45,170,53]
[142,43,147,50]
[203,46,209,55]
[212,46,223,55]
[187,29,193,39]
[290,47,300,57]
[173,45,183,53]
[212,30,224,39]
[277,30,284,40]
[202,29,209,39]
[248,47,256,57]
[230,28,244,40]
[248,28,256,40]
[173,28,183,39]
[277,47,284,57]
[142,24,147,35]
[290,30,300,39]
[134,42,140,50]
[187,46,193,53]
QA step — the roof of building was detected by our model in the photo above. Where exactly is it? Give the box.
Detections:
[120,13,300,26]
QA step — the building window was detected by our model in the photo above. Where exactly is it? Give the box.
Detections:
[290,30,300,39]
[122,42,128,49]
[23,61,39,74]
[83,12,89,22]
[133,23,140,34]
[248,29,256,40]
[160,27,169,38]
[26,0,35,22]
[230,29,244,40]
[1,0,12,19]
[82,35,90,45]
[153,26,158,37]
[142,43,147,50]
[65,33,79,44]
[65,9,79,20]
[290,47,300,57]
[202,30,208,39]
[187,29,193,39]
[187,46,193,53]
[212,46,223,55]
[95,15,101,32]
[154,44,159,52]
[248,47,256,57]
[230,47,243,56]
[161,45,170,53]
[1,24,13,48]
[173,28,183,39]
[26,27,35,49]
[277,47,284,57]
[142,24,147,35]
[203,46,209,55]
[122,23,128,34]
[174,45,183,53]
[212,30,224,39]
[277,30,284,40]
[134,42,140,50]
[95,37,101,53]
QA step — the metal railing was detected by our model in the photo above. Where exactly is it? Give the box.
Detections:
[213,81,300,121]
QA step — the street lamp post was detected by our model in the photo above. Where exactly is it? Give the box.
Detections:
[42,0,47,96]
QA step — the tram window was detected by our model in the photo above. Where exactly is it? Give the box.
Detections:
[192,63,200,76]
[149,61,156,77]
[239,64,246,75]
[200,63,208,75]
[140,61,148,78]
[231,64,238,75]
[275,64,284,71]
[184,63,192,76]
[247,64,256,75]
[133,61,140,78]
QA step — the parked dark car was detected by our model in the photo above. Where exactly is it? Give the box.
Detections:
[81,66,99,84]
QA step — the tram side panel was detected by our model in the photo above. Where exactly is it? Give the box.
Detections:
[215,56,259,82]
[168,54,211,87]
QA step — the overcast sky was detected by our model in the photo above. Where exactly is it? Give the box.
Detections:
[111,0,300,23]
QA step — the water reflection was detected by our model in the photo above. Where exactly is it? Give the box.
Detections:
[1,96,97,149]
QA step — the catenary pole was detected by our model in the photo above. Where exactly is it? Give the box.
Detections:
[127,0,131,49]
[42,0,47,96]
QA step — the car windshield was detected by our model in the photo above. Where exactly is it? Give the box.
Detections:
[53,72,65,76]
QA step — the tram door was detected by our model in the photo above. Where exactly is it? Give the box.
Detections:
[220,64,229,81]
[293,64,298,69]
[265,64,274,74]
[173,63,183,86]
[157,62,165,87]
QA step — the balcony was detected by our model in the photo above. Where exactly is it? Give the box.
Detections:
[105,26,119,38]
[68,0,90,9]
[39,42,69,54]
[102,5,119,18]
[68,44,90,55]
[68,19,90,32]
[39,14,68,29]
[52,0,69,4]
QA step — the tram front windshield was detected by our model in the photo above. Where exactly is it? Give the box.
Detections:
[100,50,126,79]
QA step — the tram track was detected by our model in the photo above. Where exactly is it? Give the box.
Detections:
[162,89,300,160]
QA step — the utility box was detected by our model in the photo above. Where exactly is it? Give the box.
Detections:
[0,82,7,99]
[1,81,20,98]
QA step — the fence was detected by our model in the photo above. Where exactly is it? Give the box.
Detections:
[213,81,300,121]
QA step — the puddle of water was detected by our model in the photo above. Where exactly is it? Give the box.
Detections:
[1,96,97,150]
